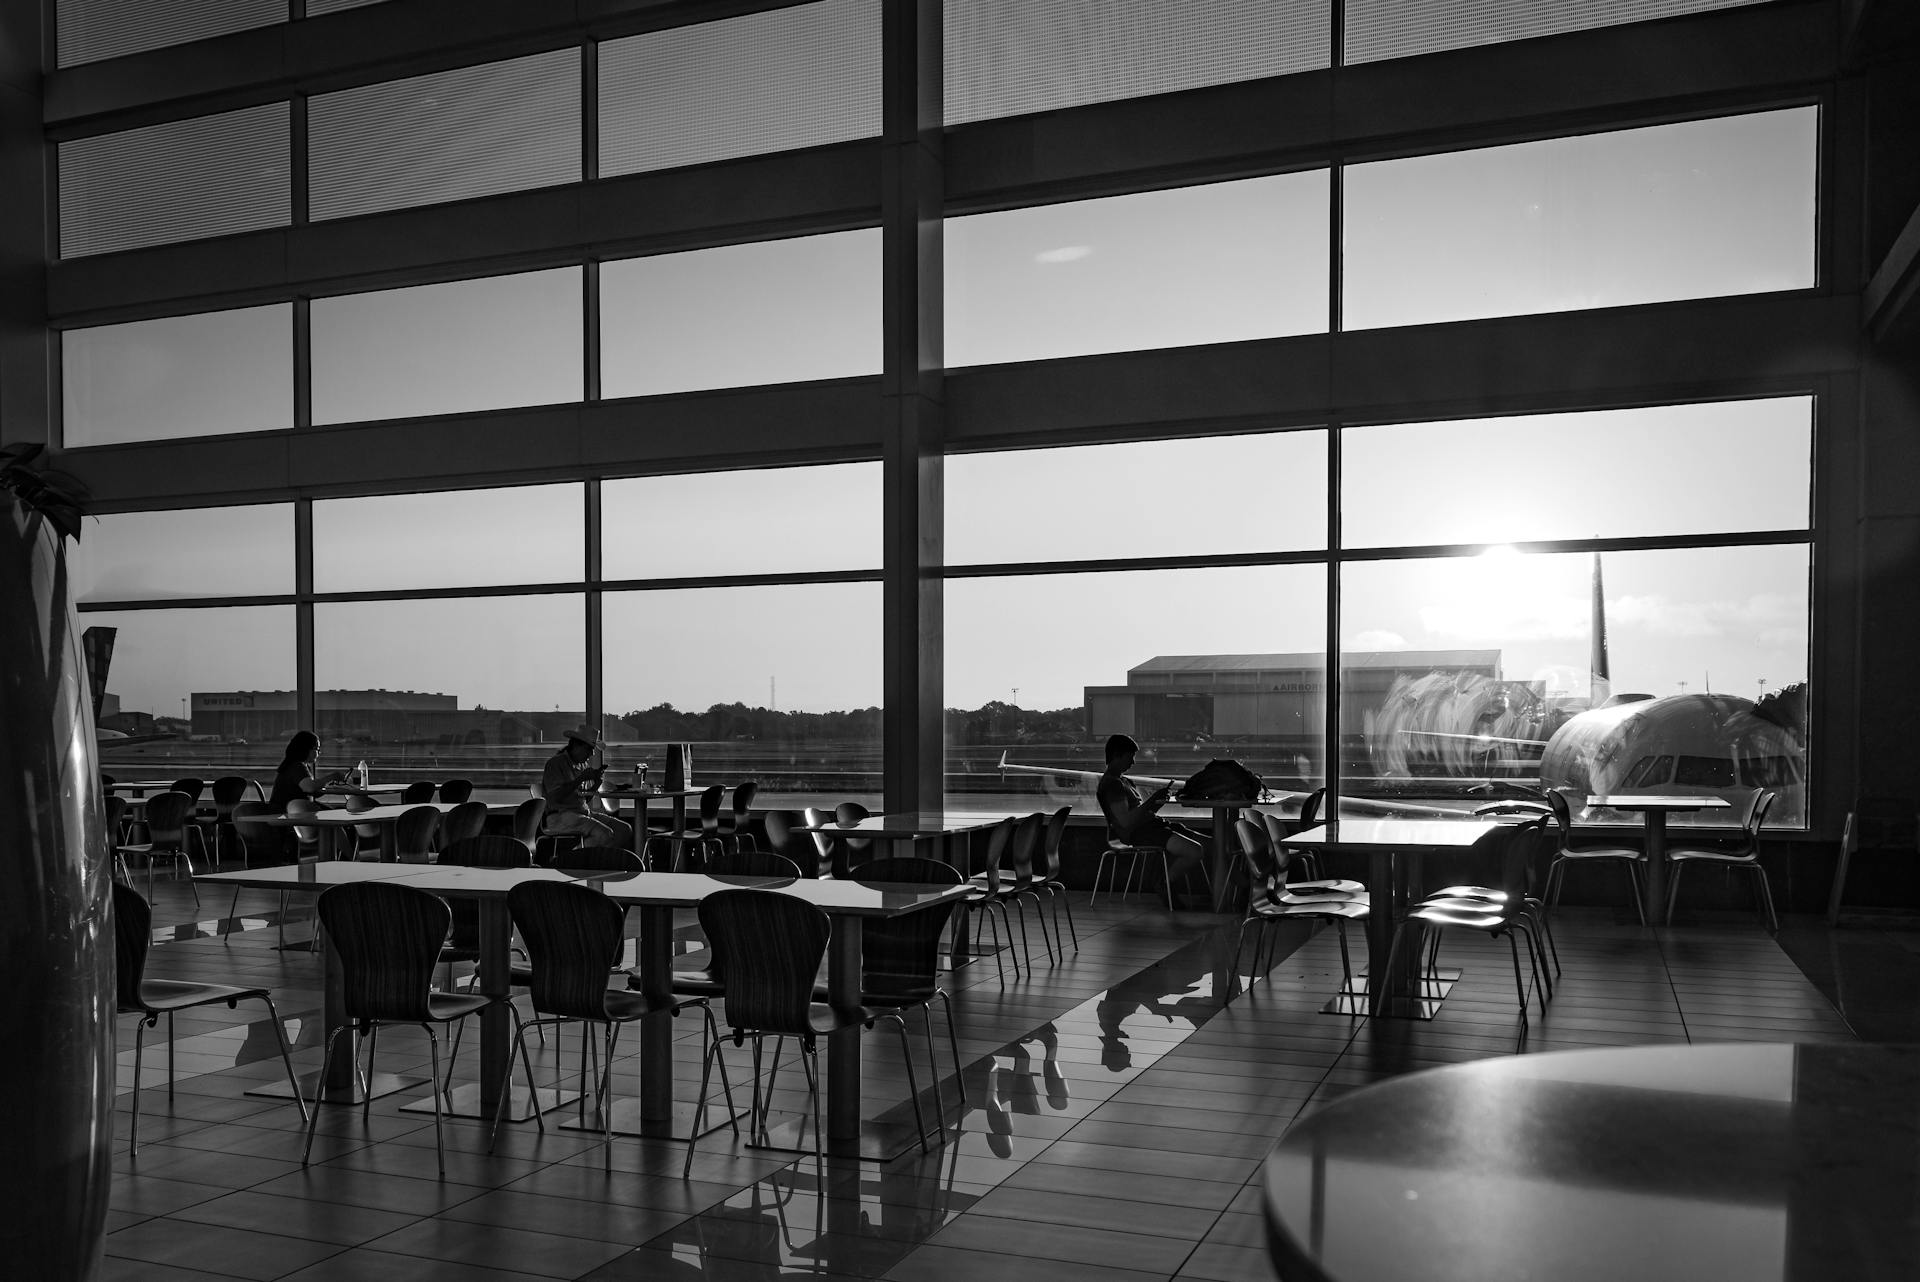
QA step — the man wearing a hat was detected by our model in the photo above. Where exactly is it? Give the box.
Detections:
[540,724,632,849]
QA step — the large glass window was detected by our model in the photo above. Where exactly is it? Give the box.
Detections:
[945,172,1330,367]
[599,0,880,178]
[944,0,1329,126]
[1342,398,1812,549]
[945,564,1328,813]
[59,104,289,259]
[1344,0,1772,66]
[946,433,1326,565]
[307,48,580,222]
[62,304,293,448]
[1343,108,1818,331]
[74,505,293,603]
[310,268,581,424]
[602,464,879,581]
[604,583,882,809]
[84,605,296,780]
[313,485,583,593]
[56,0,284,67]
[313,595,585,784]
[600,231,881,398]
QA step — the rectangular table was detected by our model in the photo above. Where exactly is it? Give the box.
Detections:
[1283,819,1516,1019]
[1587,794,1733,925]
[597,871,977,1159]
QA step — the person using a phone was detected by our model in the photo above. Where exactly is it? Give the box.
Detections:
[1096,733,1207,886]
[540,725,632,849]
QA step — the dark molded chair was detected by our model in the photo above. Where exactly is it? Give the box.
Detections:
[116,790,205,906]
[829,801,874,878]
[723,781,759,853]
[224,800,301,948]
[851,857,971,1118]
[1391,819,1554,1023]
[439,800,490,849]
[1542,789,1647,924]
[209,775,256,861]
[103,794,131,884]
[302,881,527,1176]
[705,849,802,879]
[1828,796,1918,925]
[684,889,927,1179]
[969,812,1049,967]
[659,785,727,872]
[401,781,439,805]
[1666,789,1779,933]
[284,797,325,862]
[760,810,821,878]
[491,880,732,1170]
[512,796,547,859]
[439,778,475,805]
[1031,805,1079,951]
[115,882,306,1154]
[168,777,206,804]
[1232,818,1369,988]
[342,792,384,861]
[393,804,441,864]
[436,835,531,989]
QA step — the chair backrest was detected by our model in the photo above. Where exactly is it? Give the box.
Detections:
[697,889,832,1039]
[440,800,490,847]
[1034,805,1072,880]
[143,791,196,847]
[512,796,547,852]
[508,881,630,1021]
[761,810,816,876]
[439,778,474,805]
[344,791,381,840]
[978,815,1016,881]
[401,781,438,805]
[1234,818,1285,899]
[853,857,963,999]
[102,794,130,855]
[802,806,833,870]
[169,777,205,803]
[832,801,873,868]
[706,849,801,880]
[231,800,282,865]
[1545,788,1575,842]
[438,834,532,869]
[551,846,643,875]
[393,805,441,861]
[1742,789,1778,849]
[1462,816,1552,896]
[696,785,726,835]
[285,796,322,846]
[110,881,152,1012]
[1298,787,1325,828]
[726,781,758,836]
[316,882,451,1023]
[210,775,251,814]
[982,812,1042,892]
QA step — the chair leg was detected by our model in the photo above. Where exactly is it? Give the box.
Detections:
[128,1016,152,1156]
[1504,931,1531,1025]
[683,1034,720,1179]
[424,1025,447,1177]
[801,1042,826,1191]
[1053,885,1079,951]
[362,1025,379,1122]
[1665,861,1687,923]
[601,1023,621,1172]
[258,996,311,1125]
[1624,861,1648,926]
[1334,919,1355,994]
[936,990,966,1107]
[919,1005,946,1128]
[224,886,241,946]
[490,1015,543,1154]
[1753,865,1779,934]
[1090,852,1112,906]
[303,1024,353,1166]
[879,1014,929,1153]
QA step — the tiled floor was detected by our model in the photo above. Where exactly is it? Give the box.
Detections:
[105,876,1871,1281]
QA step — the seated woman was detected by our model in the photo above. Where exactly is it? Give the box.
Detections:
[1096,733,1207,878]
[267,730,346,861]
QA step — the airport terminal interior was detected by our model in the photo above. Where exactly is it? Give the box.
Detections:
[5,0,1920,1278]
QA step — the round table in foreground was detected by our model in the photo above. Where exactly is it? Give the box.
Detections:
[1264,1042,1920,1282]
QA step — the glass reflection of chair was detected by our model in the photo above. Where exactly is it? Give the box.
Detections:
[393,804,441,864]
[969,812,1050,967]
[1542,789,1647,924]
[1665,788,1779,932]
[1031,805,1079,952]
[401,780,438,805]
[116,790,205,907]
[490,880,731,1172]
[1827,795,1917,925]
[114,882,307,1155]
[302,881,530,1177]
[685,888,931,1180]
[1388,819,1553,1022]
[1231,818,1368,988]
[851,856,972,1123]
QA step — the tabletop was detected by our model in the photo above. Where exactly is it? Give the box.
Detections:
[1263,1041,1920,1282]
[1285,819,1512,850]
[265,800,517,826]
[797,811,1024,838]
[1589,794,1735,812]
[597,872,978,917]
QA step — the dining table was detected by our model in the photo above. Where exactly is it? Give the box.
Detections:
[1262,1041,1920,1282]
[1586,793,1732,925]
[596,784,715,863]
[265,799,518,861]
[1281,818,1520,1018]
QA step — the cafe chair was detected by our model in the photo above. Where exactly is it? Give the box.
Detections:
[969,812,1051,967]
[511,796,547,860]
[223,800,304,948]
[393,804,441,864]
[401,781,439,805]
[115,882,307,1155]
[169,776,206,805]
[802,806,835,877]
[491,879,731,1171]
[103,794,132,884]
[1420,816,1561,995]
[342,792,385,861]
[438,778,474,805]
[302,881,529,1177]
[760,810,821,878]
[849,856,973,1118]
[435,835,531,993]
[1272,786,1328,881]
[1232,819,1369,988]
[1827,796,1917,925]
[958,816,1018,982]
[1389,820,1553,1023]
[1093,832,1208,912]
[705,849,802,879]
[684,889,929,1180]
[1032,805,1079,952]
[829,801,874,878]
[439,800,490,849]
[1541,789,1647,924]
[722,781,759,853]
[116,790,205,907]
[284,797,326,862]
[1665,789,1779,933]
[208,775,256,862]
[660,785,727,872]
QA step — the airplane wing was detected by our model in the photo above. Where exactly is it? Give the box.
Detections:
[1401,729,1549,754]
[996,751,1175,791]
[995,753,1462,819]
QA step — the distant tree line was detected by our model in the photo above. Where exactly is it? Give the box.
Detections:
[618,700,1086,744]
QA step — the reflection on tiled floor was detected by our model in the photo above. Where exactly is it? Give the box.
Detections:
[105,880,1865,1281]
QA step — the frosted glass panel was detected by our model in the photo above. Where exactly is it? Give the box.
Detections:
[600,231,880,398]
[63,305,292,447]
[310,268,582,424]
[1343,108,1818,330]
[946,172,1329,366]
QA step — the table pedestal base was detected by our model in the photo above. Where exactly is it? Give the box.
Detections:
[1321,967,1461,1020]
[559,1096,748,1141]
[399,1081,582,1122]
[248,1069,420,1107]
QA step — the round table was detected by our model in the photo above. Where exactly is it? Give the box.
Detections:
[1264,1042,1920,1282]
